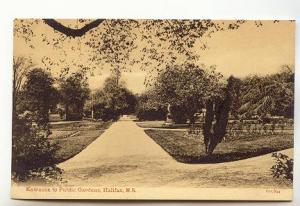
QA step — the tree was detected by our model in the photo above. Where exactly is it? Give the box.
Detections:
[19,68,59,126]
[14,19,254,77]
[203,76,238,155]
[12,68,61,181]
[12,56,34,117]
[59,72,90,120]
[90,76,137,121]
[238,66,294,118]
[122,89,137,114]
[102,76,128,114]
[14,19,294,88]
[136,90,167,121]
[152,63,222,124]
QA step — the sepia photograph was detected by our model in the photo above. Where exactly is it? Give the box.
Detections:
[11,19,295,200]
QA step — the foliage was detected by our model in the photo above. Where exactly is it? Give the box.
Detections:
[27,165,63,183]
[59,72,90,120]
[12,112,61,181]
[271,152,293,182]
[88,20,140,73]
[153,63,222,124]
[102,76,137,114]
[136,90,166,121]
[228,77,242,119]
[13,56,33,98]
[12,55,35,145]
[13,19,251,77]
[12,61,62,182]
[17,68,59,126]
[238,66,294,118]
[88,76,137,121]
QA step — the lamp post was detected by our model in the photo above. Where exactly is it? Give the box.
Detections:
[91,91,94,120]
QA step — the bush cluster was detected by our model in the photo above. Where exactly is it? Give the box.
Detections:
[12,112,62,181]
[271,152,293,182]
[136,106,166,121]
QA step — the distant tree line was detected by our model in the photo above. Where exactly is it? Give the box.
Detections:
[136,63,294,155]
[137,64,294,123]
[84,76,137,121]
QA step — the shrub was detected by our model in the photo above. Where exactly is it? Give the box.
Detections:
[170,105,189,124]
[135,90,166,121]
[136,107,166,121]
[271,152,293,182]
[101,107,120,121]
[12,112,62,182]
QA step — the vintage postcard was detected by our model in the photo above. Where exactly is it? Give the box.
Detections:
[11,19,295,200]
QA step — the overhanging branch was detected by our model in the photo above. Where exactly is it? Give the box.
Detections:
[43,19,105,37]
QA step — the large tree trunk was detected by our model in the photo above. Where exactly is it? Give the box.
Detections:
[203,98,230,156]
[207,136,219,155]
[202,76,235,155]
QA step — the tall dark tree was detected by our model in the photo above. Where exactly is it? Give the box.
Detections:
[12,68,60,180]
[136,90,167,121]
[19,68,59,126]
[59,72,90,120]
[90,75,137,121]
[203,76,237,155]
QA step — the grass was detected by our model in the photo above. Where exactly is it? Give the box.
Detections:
[144,129,293,163]
[49,121,112,164]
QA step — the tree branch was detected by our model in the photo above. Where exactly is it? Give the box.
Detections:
[43,19,105,38]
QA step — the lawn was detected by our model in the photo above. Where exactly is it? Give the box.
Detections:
[144,129,293,163]
[49,121,112,164]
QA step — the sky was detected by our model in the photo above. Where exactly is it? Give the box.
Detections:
[14,20,295,94]
[198,21,295,77]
